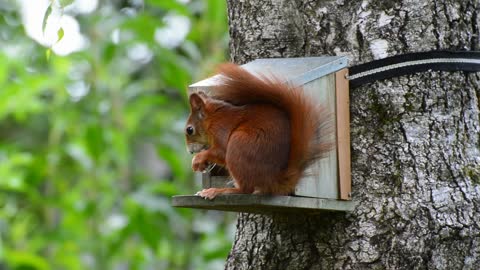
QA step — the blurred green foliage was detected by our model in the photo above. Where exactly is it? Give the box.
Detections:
[0,0,232,269]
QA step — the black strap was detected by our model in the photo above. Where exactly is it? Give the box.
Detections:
[348,51,480,89]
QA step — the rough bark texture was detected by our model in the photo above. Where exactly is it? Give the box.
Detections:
[225,1,480,269]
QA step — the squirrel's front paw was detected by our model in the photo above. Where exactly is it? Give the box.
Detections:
[196,188,219,200]
[192,154,208,172]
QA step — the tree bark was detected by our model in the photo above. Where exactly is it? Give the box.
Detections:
[225,1,480,269]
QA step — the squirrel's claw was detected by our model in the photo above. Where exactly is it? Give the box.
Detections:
[196,188,218,200]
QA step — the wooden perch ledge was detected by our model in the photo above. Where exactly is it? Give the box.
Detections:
[172,194,355,214]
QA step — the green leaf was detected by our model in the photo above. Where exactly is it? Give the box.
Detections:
[206,0,228,36]
[59,0,75,8]
[85,124,104,162]
[146,0,190,15]
[0,54,8,84]
[152,181,180,197]
[56,27,64,43]
[42,3,52,35]
[46,48,51,60]
[5,250,50,270]
[102,43,117,63]
[121,15,159,43]
[157,144,187,180]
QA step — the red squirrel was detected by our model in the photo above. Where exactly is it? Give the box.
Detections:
[185,63,332,199]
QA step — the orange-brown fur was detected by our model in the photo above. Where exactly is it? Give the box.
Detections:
[185,63,332,199]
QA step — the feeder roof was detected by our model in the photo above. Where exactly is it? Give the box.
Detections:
[189,56,348,89]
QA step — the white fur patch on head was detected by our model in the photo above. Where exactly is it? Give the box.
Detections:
[187,143,207,154]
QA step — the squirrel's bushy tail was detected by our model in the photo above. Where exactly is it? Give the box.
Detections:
[213,63,333,193]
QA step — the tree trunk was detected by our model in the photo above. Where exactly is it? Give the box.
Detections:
[224,1,480,269]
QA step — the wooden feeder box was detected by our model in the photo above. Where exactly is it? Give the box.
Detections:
[172,56,354,214]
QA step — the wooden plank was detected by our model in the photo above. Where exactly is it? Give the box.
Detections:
[172,194,354,214]
[201,172,211,188]
[335,69,352,200]
[295,74,338,199]
[202,175,231,188]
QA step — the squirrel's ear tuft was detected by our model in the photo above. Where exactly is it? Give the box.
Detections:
[189,93,205,116]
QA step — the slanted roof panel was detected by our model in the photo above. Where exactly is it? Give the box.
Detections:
[189,56,348,89]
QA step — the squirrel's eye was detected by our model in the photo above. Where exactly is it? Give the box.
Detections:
[186,126,195,135]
